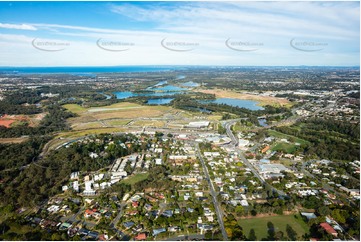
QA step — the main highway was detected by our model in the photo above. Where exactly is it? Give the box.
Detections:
[223,120,286,197]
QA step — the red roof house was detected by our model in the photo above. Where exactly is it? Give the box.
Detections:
[320,223,338,237]
[135,233,147,241]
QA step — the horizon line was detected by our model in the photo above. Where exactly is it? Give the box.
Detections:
[0,65,359,68]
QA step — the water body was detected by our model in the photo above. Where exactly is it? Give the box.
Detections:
[176,75,186,79]
[146,81,168,90]
[181,81,200,87]
[152,85,187,92]
[147,98,174,105]
[0,66,175,74]
[258,118,268,127]
[113,91,184,99]
[98,92,112,99]
[114,84,187,99]
[201,98,264,111]
[113,91,136,99]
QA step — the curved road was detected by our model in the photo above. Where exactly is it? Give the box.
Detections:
[223,121,286,197]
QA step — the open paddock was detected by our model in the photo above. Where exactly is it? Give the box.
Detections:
[197,89,292,107]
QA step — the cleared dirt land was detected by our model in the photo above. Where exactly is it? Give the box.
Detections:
[0,137,29,144]
[197,89,292,107]
[0,113,46,128]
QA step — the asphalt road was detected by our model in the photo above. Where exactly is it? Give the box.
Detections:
[163,234,205,241]
[224,121,287,197]
[110,202,127,228]
[195,143,228,241]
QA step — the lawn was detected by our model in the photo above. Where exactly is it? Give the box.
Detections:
[121,173,149,185]
[272,142,298,153]
[62,104,87,114]
[268,130,309,145]
[238,214,309,240]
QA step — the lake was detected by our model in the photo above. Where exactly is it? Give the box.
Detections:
[201,98,264,111]
[152,85,187,92]
[181,81,199,87]
[147,98,174,105]
[113,91,184,99]
[146,80,168,90]
[258,118,268,127]
[114,84,187,99]
[113,91,136,99]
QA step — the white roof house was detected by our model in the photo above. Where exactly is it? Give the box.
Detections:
[83,181,96,196]
[89,152,99,158]
[155,159,163,165]
[238,139,250,147]
[188,121,210,128]
[73,181,79,192]
[70,172,79,180]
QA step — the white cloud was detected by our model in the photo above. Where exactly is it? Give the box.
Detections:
[0,23,37,30]
[109,2,359,41]
[0,1,358,66]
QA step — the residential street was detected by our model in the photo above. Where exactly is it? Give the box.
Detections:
[195,143,228,241]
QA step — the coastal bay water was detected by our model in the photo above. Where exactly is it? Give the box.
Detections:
[0,66,174,74]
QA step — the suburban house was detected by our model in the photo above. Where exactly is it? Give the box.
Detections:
[152,228,166,236]
[134,233,147,241]
[320,223,338,237]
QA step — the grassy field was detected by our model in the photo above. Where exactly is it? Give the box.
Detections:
[121,173,149,185]
[272,142,298,153]
[46,102,193,153]
[57,127,126,139]
[106,119,132,126]
[207,114,223,121]
[197,89,292,107]
[61,102,206,140]
[63,104,87,114]
[268,130,309,145]
[72,121,103,130]
[232,121,255,132]
[238,214,309,240]
[279,159,294,166]
[63,103,180,125]
[132,120,165,127]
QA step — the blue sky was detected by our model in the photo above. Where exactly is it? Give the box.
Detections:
[0,1,359,66]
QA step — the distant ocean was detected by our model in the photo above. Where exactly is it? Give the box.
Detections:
[0,66,177,74]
